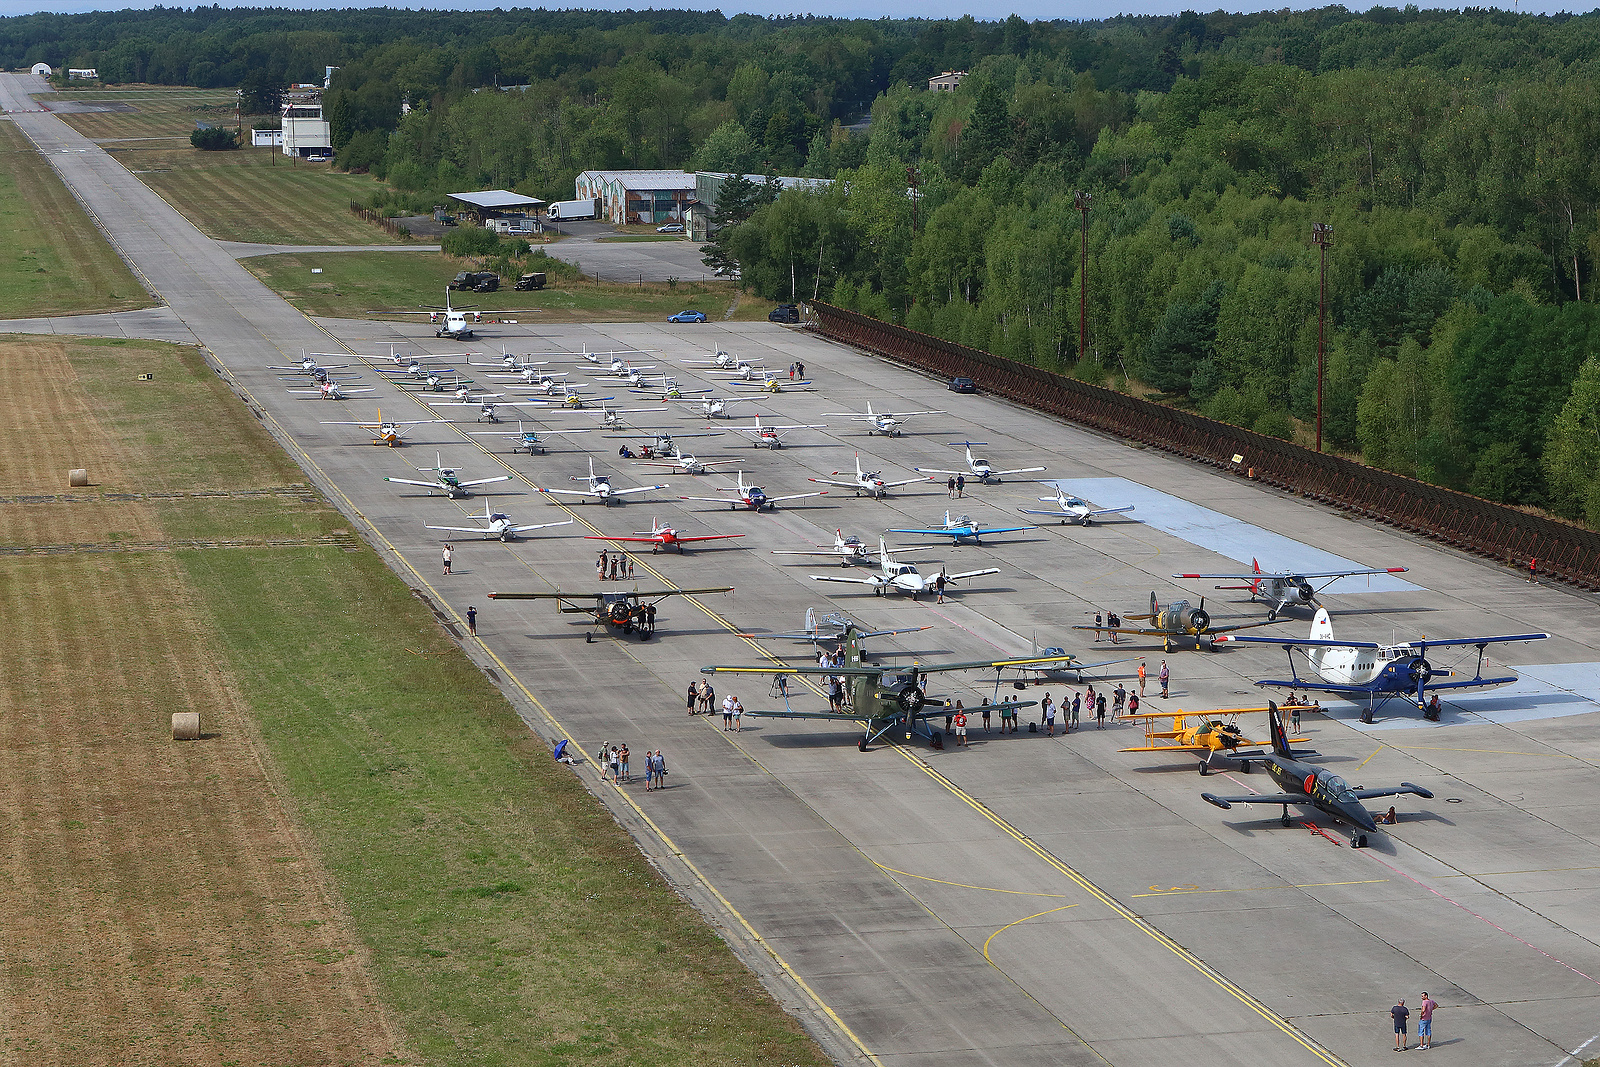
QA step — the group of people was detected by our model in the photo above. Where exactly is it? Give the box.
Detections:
[1390,993,1438,1051]
[616,444,658,459]
[597,550,634,581]
[597,741,670,790]
[690,677,746,730]
[943,475,967,498]
[786,361,806,379]
[1091,611,1124,643]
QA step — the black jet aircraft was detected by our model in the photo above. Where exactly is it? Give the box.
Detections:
[1077,592,1284,652]
[487,585,731,642]
[1201,702,1434,847]
[701,625,1062,750]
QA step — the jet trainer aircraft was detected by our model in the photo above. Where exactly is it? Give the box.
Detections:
[700,626,1045,751]
[1080,592,1284,651]
[1173,558,1411,619]
[811,539,998,599]
[584,518,745,554]
[810,452,928,499]
[320,410,444,447]
[1121,703,1316,775]
[467,420,590,455]
[1201,703,1435,847]
[890,511,1037,546]
[488,584,732,642]
[386,453,511,499]
[534,457,666,506]
[681,471,827,512]
[1217,607,1549,722]
[1019,487,1137,526]
[914,442,1046,485]
[424,501,574,542]
[817,402,944,437]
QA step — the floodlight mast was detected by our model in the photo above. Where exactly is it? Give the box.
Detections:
[1076,191,1093,365]
[1313,222,1333,453]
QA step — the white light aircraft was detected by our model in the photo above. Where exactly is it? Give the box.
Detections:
[682,350,759,370]
[269,352,352,377]
[817,401,944,437]
[468,420,590,455]
[386,453,511,498]
[465,348,552,373]
[425,500,574,542]
[810,452,929,499]
[635,451,726,476]
[427,395,522,423]
[1019,487,1137,525]
[915,442,1046,485]
[288,379,376,400]
[524,383,616,409]
[738,607,929,645]
[1173,558,1410,619]
[771,529,876,566]
[320,410,444,447]
[534,457,667,506]
[728,369,810,393]
[681,471,827,511]
[727,415,826,449]
[422,290,483,340]
[667,396,751,419]
[810,539,999,599]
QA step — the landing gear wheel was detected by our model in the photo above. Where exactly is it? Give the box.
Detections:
[585,632,593,643]
[1238,759,1250,774]
[1361,709,1374,724]
[1352,832,1368,849]
[1198,761,1210,776]
[858,737,868,752]
[1281,814,1292,828]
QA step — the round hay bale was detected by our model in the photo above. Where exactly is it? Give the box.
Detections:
[68,469,89,487]
[171,712,200,741]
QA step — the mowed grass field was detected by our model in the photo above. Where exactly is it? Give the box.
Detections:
[245,249,781,323]
[0,122,150,318]
[47,85,237,141]
[0,337,831,1067]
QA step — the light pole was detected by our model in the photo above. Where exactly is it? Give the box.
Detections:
[1075,191,1092,364]
[1312,222,1332,452]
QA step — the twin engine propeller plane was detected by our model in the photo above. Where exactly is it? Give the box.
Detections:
[488,584,731,642]
[1217,607,1549,722]
[423,290,482,340]
[914,442,1046,485]
[771,529,874,566]
[465,348,552,373]
[681,471,827,512]
[700,626,1047,750]
[890,511,1037,546]
[810,452,928,499]
[1120,703,1316,775]
[424,500,574,542]
[728,415,826,449]
[584,518,745,554]
[1201,703,1435,847]
[1019,487,1137,526]
[817,401,943,437]
[467,420,589,455]
[1174,558,1411,619]
[1079,592,1284,652]
[386,452,511,499]
[811,539,998,600]
[320,410,444,447]
[534,457,666,506]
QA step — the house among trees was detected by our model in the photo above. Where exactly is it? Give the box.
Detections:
[927,70,967,92]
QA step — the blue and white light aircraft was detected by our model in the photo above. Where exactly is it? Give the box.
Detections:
[890,511,1037,546]
[467,420,591,455]
[914,442,1046,485]
[1019,487,1136,525]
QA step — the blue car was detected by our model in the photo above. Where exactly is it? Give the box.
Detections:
[668,309,707,323]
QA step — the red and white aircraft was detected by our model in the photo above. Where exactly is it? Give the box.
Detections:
[584,518,745,554]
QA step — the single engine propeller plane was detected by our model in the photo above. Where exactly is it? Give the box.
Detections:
[1121,703,1316,775]
[488,584,731,642]
[771,529,875,566]
[890,511,1037,546]
[817,402,943,437]
[702,626,1047,750]
[320,410,444,447]
[288,379,376,400]
[584,518,745,554]
[386,452,511,499]
[1019,487,1137,526]
[727,415,826,449]
[681,471,827,511]
[424,500,574,542]
[914,442,1046,485]
[534,457,666,506]
[1216,607,1549,722]
[467,420,590,455]
[1080,592,1284,651]
[811,539,998,599]
[1173,558,1411,619]
[1200,702,1435,846]
[736,607,929,648]
[665,396,751,419]
[810,452,928,499]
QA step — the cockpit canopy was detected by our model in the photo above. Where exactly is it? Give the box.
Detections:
[1322,773,1358,805]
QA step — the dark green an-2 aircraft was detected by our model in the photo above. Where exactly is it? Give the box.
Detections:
[1201,702,1434,848]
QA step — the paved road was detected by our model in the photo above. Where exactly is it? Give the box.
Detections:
[5,71,1600,1067]
[543,223,722,284]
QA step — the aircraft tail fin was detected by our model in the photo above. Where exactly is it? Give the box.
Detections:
[1150,590,1159,616]
[805,606,816,635]
[1307,607,1333,670]
[1268,701,1292,758]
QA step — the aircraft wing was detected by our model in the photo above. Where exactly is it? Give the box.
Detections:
[385,477,441,489]
[424,523,495,535]
[457,476,512,489]
[1018,508,1074,518]
[810,575,882,587]
[533,486,599,498]
[1018,656,1141,674]
[731,423,825,434]
[679,494,742,504]
[767,491,830,503]
[911,467,963,477]
[584,534,665,544]
[1414,633,1550,650]
[736,624,930,640]
[1085,505,1136,518]
[321,419,439,427]
[821,410,943,418]
[1353,784,1435,800]
[467,428,591,437]
[992,466,1048,477]
[608,483,670,497]
[1201,793,1320,810]
[672,534,746,543]
[488,586,731,600]
[1206,619,1287,635]
[943,567,1001,583]
[877,476,929,489]
[603,429,723,438]
[1221,635,1383,649]
[806,476,856,488]
[1175,566,1407,580]
[428,400,522,408]
[506,519,576,534]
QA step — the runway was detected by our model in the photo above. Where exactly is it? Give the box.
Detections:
[6,72,1600,1067]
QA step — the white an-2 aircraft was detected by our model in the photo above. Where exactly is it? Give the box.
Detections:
[915,442,1046,485]
[425,500,574,542]
[818,401,943,437]
[810,452,929,499]
[1174,558,1410,619]
[386,453,511,499]
[811,539,999,599]
[534,457,666,506]
[1020,487,1137,526]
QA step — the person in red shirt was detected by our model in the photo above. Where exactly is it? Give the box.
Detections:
[1417,993,1436,1049]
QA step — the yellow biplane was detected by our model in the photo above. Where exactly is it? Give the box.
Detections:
[1121,704,1316,775]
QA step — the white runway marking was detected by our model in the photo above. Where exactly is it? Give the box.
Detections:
[1047,477,1422,594]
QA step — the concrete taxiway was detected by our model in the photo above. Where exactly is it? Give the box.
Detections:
[5,72,1599,1067]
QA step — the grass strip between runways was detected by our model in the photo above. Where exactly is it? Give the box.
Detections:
[173,545,832,1066]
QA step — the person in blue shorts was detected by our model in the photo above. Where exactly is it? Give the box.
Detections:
[1390,999,1409,1051]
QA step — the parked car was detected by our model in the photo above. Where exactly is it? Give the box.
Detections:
[514,272,546,291]
[948,376,977,393]
[472,273,500,292]
[656,222,686,234]
[768,303,800,324]
[668,309,708,323]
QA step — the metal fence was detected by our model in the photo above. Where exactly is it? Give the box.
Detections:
[808,301,1600,591]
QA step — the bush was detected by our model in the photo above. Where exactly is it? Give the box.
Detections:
[441,227,503,257]
[190,126,237,151]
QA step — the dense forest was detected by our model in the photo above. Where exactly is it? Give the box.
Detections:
[11,5,1600,524]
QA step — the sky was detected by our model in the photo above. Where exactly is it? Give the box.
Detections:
[0,0,1582,22]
